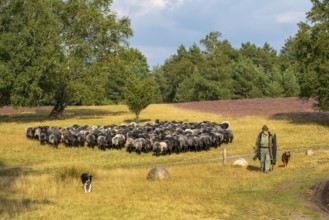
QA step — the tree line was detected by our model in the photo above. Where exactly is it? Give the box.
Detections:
[152,33,300,103]
[0,0,328,117]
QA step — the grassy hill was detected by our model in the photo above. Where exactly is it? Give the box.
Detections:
[0,99,329,219]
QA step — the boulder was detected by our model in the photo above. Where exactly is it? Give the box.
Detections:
[147,166,170,180]
[306,149,314,156]
[232,158,248,167]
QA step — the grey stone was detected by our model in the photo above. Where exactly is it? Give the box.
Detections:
[232,158,248,167]
[147,166,170,180]
[306,149,314,156]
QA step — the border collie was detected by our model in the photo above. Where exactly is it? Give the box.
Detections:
[81,173,92,192]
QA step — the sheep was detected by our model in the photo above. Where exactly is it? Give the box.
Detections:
[25,127,35,139]
[62,134,72,147]
[125,138,135,153]
[77,132,86,147]
[152,141,161,156]
[70,134,79,147]
[25,120,234,156]
[133,138,144,154]
[129,122,138,128]
[142,139,152,153]
[97,135,107,151]
[223,129,234,144]
[192,136,201,152]
[48,132,61,148]
[208,132,223,148]
[220,121,230,129]
[86,133,97,148]
[159,142,168,155]
[34,127,42,140]
[39,132,48,145]
[112,134,125,149]
[199,134,212,150]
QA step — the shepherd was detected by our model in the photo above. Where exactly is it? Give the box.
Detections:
[254,125,277,173]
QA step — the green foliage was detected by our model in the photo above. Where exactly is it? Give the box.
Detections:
[107,48,150,104]
[174,67,204,102]
[264,68,285,97]
[0,0,63,106]
[0,0,137,107]
[200,33,235,100]
[281,67,300,97]
[239,42,278,73]
[152,31,305,103]
[293,0,329,110]
[1,0,315,108]
[123,74,155,122]
[232,59,264,99]
[155,32,238,103]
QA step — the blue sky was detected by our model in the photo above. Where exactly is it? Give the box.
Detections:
[112,0,312,68]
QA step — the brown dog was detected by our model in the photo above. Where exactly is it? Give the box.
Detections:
[282,151,291,167]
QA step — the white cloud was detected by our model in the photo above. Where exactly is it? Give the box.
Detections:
[112,0,185,17]
[275,11,306,24]
[111,0,312,67]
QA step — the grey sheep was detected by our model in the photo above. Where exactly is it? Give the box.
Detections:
[112,134,125,149]
[125,138,135,153]
[86,134,97,148]
[97,135,107,151]
[48,132,61,148]
[133,138,144,154]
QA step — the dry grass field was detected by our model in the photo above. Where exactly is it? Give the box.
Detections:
[0,97,329,219]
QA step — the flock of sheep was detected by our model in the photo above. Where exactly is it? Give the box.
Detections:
[25,120,233,156]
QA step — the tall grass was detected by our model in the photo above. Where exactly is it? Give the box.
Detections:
[0,104,328,219]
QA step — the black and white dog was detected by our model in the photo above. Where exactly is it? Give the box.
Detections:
[81,173,92,192]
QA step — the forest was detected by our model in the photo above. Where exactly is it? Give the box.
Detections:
[0,0,328,111]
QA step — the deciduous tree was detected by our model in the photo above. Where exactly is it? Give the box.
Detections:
[293,0,329,110]
[123,74,155,122]
[0,0,135,117]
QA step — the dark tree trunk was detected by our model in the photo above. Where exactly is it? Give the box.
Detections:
[48,101,67,118]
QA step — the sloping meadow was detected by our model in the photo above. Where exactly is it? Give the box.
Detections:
[0,103,329,219]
